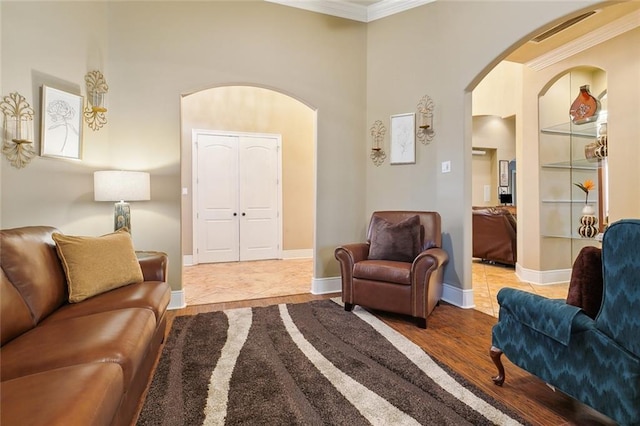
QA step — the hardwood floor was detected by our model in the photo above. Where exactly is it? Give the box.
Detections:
[153,260,613,426]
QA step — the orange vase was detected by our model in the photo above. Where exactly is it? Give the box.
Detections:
[570,85,600,125]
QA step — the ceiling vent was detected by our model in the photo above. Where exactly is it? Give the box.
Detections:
[532,10,597,43]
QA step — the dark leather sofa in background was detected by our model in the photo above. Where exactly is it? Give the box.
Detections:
[0,226,171,426]
[472,206,517,266]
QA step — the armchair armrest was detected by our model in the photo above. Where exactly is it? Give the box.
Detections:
[335,243,370,266]
[335,243,370,304]
[497,288,584,345]
[136,251,168,282]
[413,247,448,269]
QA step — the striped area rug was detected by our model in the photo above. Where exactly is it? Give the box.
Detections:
[138,299,525,425]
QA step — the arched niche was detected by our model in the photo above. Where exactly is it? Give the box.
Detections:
[538,66,607,270]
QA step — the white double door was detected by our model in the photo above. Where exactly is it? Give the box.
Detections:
[194,131,281,263]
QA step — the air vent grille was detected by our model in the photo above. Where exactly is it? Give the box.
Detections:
[532,11,597,43]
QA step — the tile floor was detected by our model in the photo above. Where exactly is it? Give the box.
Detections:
[183,258,570,318]
[471,259,570,317]
[183,258,313,306]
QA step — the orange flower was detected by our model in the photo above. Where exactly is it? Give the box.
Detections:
[574,179,595,204]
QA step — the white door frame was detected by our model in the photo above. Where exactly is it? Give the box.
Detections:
[192,129,283,265]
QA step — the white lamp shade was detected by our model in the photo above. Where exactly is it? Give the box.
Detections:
[94,171,150,202]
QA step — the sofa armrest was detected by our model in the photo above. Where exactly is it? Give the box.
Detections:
[136,251,168,282]
[497,288,584,345]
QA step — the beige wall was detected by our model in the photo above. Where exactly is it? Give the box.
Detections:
[3,1,618,295]
[181,86,314,257]
[365,1,601,288]
[1,1,367,290]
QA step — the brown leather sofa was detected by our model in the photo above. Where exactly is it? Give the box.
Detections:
[335,211,448,328]
[0,226,171,426]
[472,207,517,266]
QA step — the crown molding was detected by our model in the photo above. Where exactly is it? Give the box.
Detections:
[265,0,369,22]
[264,0,433,23]
[526,9,640,71]
[367,0,434,22]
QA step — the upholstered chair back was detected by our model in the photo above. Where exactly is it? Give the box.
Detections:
[595,219,640,357]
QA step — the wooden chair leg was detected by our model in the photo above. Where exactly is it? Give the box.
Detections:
[344,303,354,312]
[490,346,505,386]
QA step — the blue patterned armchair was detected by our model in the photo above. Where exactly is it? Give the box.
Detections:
[490,219,640,425]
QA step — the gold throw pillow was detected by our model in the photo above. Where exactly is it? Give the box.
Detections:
[52,229,144,303]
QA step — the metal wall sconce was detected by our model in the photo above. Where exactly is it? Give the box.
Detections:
[370,120,387,166]
[0,92,36,168]
[84,70,109,131]
[416,95,435,144]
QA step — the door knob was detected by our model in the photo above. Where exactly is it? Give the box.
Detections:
[233,213,237,216]
[242,213,246,216]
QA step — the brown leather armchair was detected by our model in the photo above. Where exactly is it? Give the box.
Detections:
[334,211,449,328]
[472,207,517,266]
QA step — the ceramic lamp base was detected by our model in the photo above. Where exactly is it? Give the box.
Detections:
[114,201,131,232]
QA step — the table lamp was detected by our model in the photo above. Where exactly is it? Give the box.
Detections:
[94,170,150,232]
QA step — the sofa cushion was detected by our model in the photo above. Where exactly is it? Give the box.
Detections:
[0,308,155,383]
[1,270,35,346]
[0,226,67,324]
[368,215,421,262]
[1,363,123,426]
[53,229,144,303]
[43,281,171,324]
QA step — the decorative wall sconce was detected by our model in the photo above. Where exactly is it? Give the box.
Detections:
[84,70,109,131]
[0,92,36,168]
[370,120,387,166]
[416,95,435,144]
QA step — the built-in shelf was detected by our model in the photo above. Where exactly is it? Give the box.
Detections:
[540,114,605,137]
[541,159,600,170]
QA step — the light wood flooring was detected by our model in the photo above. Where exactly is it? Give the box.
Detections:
[168,259,615,426]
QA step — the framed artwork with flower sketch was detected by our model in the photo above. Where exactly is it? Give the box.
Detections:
[41,85,83,160]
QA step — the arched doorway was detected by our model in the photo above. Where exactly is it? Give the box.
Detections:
[467,2,636,316]
[180,85,316,305]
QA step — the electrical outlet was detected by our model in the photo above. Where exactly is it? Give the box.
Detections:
[441,161,451,173]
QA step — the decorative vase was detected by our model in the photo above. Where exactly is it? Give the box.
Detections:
[578,205,598,238]
[570,85,600,125]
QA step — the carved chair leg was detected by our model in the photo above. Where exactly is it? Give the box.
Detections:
[490,346,505,386]
[344,303,354,312]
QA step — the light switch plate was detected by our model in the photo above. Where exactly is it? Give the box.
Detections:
[441,161,451,173]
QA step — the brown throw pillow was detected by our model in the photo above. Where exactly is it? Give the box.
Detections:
[368,215,421,262]
[52,229,144,303]
[566,246,603,319]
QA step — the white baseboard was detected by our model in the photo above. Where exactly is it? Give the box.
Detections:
[282,249,313,259]
[311,277,474,310]
[168,290,186,310]
[183,251,311,266]
[516,263,571,285]
[312,276,341,294]
[441,283,475,309]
